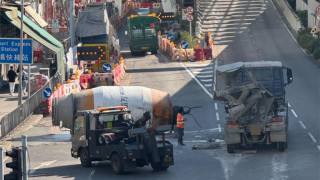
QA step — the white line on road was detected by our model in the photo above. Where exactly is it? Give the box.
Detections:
[216,112,220,121]
[205,83,212,87]
[215,103,218,110]
[291,109,298,118]
[190,66,213,70]
[197,75,213,78]
[200,79,213,82]
[213,61,217,91]
[193,71,213,74]
[88,170,96,180]
[288,102,291,107]
[308,132,317,143]
[184,140,207,143]
[318,146,320,151]
[218,124,221,133]
[29,160,57,175]
[180,62,213,99]
[298,121,307,130]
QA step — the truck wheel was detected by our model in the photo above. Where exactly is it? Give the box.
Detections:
[111,154,123,174]
[151,50,157,55]
[277,142,285,152]
[227,144,235,153]
[151,162,169,171]
[80,149,92,167]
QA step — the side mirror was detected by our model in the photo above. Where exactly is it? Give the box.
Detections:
[125,31,128,35]
[286,68,293,85]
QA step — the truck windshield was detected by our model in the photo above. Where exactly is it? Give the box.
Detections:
[244,68,273,82]
[145,28,156,37]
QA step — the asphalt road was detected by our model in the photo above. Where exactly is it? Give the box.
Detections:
[6,0,319,179]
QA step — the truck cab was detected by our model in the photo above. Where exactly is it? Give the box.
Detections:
[71,106,174,174]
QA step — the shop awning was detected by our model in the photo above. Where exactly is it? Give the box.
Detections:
[24,5,48,28]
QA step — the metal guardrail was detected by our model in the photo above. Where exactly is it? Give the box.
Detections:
[0,73,62,139]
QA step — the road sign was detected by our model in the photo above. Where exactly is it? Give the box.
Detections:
[181,41,189,49]
[102,63,112,73]
[0,38,33,64]
[167,34,174,41]
[186,14,194,22]
[186,6,194,14]
[52,19,59,33]
[43,88,53,99]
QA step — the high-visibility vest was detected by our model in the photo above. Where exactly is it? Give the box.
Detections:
[176,113,184,128]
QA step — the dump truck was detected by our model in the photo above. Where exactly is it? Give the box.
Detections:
[70,106,173,174]
[214,61,293,153]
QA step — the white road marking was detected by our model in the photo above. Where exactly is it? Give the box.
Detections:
[298,121,306,130]
[288,102,291,107]
[180,62,213,99]
[213,61,217,91]
[184,140,207,143]
[205,83,212,87]
[216,112,220,121]
[218,124,221,133]
[197,75,213,78]
[291,109,298,118]
[193,71,212,74]
[190,66,213,70]
[88,170,96,180]
[215,103,218,110]
[318,146,320,151]
[200,79,213,82]
[29,160,57,175]
[308,132,317,143]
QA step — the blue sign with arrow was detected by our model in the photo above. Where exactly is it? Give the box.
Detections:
[43,87,52,99]
[181,41,189,49]
[167,34,174,41]
[102,63,112,73]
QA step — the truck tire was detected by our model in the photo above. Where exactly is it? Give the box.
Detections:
[151,162,169,171]
[227,144,235,153]
[151,50,157,55]
[111,154,123,174]
[80,148,92,167]
[277,142,285,152]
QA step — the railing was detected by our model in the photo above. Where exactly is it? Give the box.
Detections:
[0,73,62,139]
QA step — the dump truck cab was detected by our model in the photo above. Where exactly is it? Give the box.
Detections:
[71,106,174,174]
[214,61,293,153]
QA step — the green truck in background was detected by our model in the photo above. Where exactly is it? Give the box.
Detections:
[128,14,159,55]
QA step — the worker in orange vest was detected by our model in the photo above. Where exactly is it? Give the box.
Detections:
[177,107,186,146]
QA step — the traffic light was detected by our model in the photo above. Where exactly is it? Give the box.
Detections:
[77,46,107,61]
[4,147,22,180]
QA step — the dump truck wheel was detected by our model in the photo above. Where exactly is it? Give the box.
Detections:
[111,154,123,174]
[80,149,92,167]
[227,144,235,153]
[277,142,285,152]
[151,162,169,171]
[152,50,157,55]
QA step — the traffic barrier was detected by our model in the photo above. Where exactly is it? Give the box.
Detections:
[93,73,112,87]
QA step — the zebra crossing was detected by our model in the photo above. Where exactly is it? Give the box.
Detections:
[184,62,215,91]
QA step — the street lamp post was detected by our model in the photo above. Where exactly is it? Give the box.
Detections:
[18,0,25,106]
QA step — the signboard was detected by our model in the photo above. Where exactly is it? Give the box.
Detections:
[186,6,194,14]
[102,63,112,73]
[0,38,33,64]
[43,87,53,99]
[186,14,194,22]
[52,19,59,33]
[167,34,174,41]
[181,41,189,49]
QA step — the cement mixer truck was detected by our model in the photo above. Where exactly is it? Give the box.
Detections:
[52,86,176,173]
[214,61,293,153]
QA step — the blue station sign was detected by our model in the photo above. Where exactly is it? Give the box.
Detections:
[0,38,33,64]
